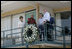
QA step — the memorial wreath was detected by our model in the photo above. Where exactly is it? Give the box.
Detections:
[24,24,38,43]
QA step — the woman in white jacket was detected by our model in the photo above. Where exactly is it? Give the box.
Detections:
[18,16,25,44]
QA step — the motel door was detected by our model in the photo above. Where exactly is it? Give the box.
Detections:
[25,9,36,25]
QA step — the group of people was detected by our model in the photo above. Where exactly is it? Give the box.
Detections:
[18,9,55,41]
[38,9,55,41]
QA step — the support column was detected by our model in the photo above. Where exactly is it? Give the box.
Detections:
[36,3,40,23]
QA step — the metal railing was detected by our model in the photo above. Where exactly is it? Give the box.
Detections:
[1,23,71,48]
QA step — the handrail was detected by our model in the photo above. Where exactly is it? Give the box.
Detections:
[1,23,63,32]
[1,27,24,32]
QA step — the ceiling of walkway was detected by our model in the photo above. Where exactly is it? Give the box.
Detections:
[1,1,71,13]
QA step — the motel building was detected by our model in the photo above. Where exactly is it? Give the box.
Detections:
[1,1,71,48]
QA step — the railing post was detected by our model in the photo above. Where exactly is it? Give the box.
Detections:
[21,27,24,45]
[44,24,45,41]
[11,29,13,45]
[45,23,47,41]
[55,24,56,40]
[42,33,43,41]
[46,23,47,41]
[3,31,5,48]
[26,42,28,48]
[63,27,66,48]
[51,28,53,40]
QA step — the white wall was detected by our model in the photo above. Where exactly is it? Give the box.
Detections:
[55,13,62,36]
[1,16,11,37]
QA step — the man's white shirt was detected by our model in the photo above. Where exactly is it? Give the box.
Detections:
[43,12,50,22]
[38,17,44,25]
